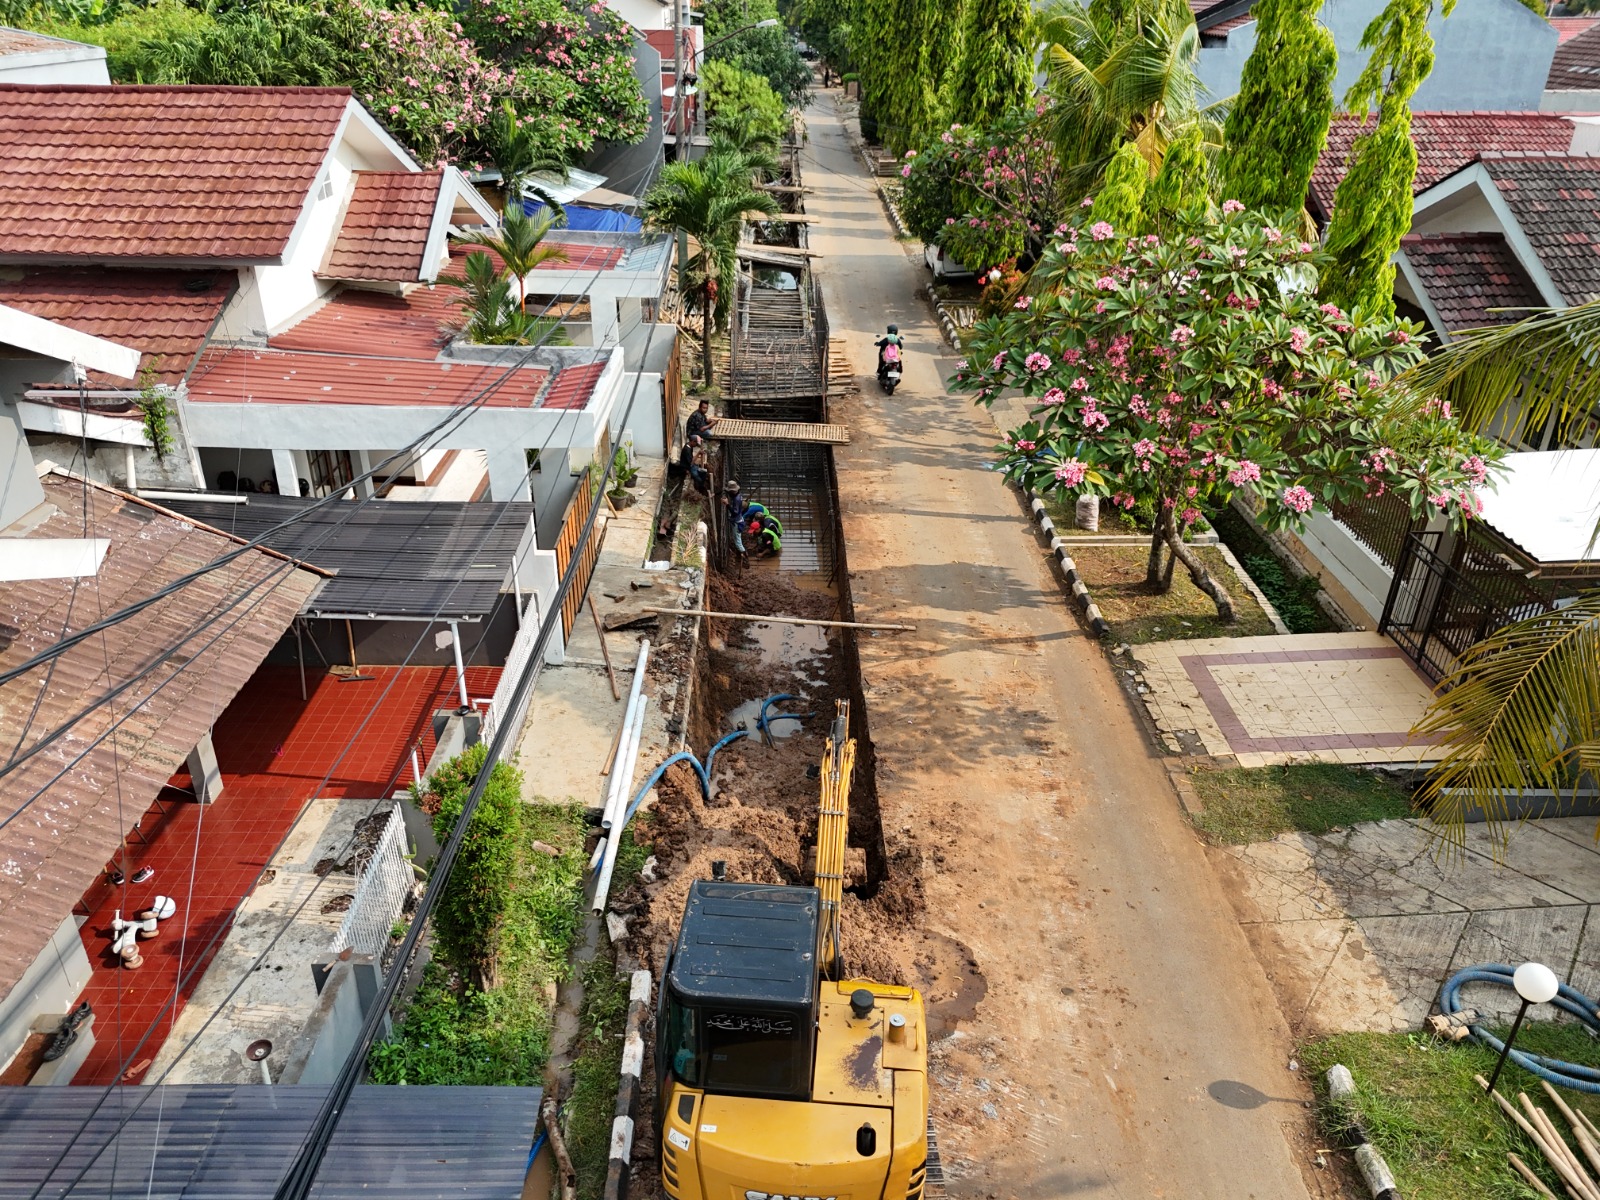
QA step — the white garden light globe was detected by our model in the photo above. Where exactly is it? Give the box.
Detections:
[1513,961,1560,1005]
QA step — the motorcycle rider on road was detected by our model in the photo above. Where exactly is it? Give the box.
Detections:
[875,325,905,384]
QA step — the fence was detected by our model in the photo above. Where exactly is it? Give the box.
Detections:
[1330,490,1414,569]
[554,463,603,639]
[1381,530,1559,682]
[330,804,413,960]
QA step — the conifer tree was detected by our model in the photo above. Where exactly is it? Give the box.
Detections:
[1321,0,1454,317]
[940,0,1034,131]
[1090,141,1149,232]
[1144,125,1209,223]
[1217,0,1337,213]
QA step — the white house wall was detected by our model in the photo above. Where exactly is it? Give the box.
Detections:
[0,44,109,85]
[1198,0,1555,111]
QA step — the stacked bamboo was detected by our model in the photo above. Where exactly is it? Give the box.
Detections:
[1478,1074,1600,1199]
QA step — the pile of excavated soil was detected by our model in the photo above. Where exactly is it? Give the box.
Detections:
[619,568,927,990]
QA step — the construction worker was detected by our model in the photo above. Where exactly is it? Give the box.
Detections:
[724,479,750,564]
[747,510,782,558]
[679,434,709,493]
[687,398,717,442]
[745,501,782,537]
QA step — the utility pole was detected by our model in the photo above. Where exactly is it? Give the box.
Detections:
[672,0,685,163]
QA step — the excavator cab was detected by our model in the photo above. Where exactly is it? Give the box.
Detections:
[656,704,932,1200]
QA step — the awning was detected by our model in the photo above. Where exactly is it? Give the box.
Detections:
[0,1084,541,1199]
[1479,448,1600,568]
[164,495,536,621]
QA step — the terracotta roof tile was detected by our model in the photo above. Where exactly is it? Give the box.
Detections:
[1550,16,1600,45]
[319,170,444,284]
[1401,233,1544,332]
[0,85,351,264]
[1481,153,1600,305]
[1310,111,1575,221]
[1549,20,1600,89]
[0,267,234,385]
[0,26,80,55]
[0,472,319,1006]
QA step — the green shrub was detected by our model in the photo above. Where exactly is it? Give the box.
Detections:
[1209,504,1335,634]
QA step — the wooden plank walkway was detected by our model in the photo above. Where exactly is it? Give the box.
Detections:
[713,418,849,444]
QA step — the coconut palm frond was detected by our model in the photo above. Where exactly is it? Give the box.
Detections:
[1414,592,1600,855]
[1403,297,1600,447]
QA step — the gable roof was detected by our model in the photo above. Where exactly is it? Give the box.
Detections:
[320,169,445,284]
[1481,153,1600,305]
[1549,19,1600,90]
[1310,111,1575,222]
[0,85,351,265]
[1550,16,1600,45]
[0,470,321,1009]
[0,267,235,384]
[1399,233,1544,333]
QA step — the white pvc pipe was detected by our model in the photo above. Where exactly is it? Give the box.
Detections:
[590,694,647,872]
[592,696,650,913]
[589,641,650,871]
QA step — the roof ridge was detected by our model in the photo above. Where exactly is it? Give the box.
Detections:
[1479,150,1600,161]
[0,83,352,95]
[1401,231,1508,242]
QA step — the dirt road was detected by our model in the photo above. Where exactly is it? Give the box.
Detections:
[805,97,1322,1199]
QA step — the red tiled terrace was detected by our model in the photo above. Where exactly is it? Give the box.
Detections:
[69,662,500,1086]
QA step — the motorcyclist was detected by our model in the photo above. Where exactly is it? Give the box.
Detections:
[875,325,905,381]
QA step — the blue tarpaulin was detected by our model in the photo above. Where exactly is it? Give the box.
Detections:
[522,201,641,233]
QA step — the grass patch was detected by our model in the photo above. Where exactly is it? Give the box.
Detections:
[1068,543,1277,644]
[1301,1029,1600,1200]
[1189,763,1415,844]
[566,941,632,1199]
[1210,504,1336,634]
[368,803,587,1085]
[1040,496,1148,536]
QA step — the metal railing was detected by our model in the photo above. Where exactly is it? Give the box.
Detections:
[330,804,413,960]
[1330,489,1415,568]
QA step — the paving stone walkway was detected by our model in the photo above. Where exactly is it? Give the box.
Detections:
[1134,631,1440,766]
[1214,816,1600,1033]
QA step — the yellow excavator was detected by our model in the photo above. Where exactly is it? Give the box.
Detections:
[656,701,936,1200]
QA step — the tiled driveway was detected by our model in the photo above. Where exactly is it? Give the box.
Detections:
[1134,632,1440,766]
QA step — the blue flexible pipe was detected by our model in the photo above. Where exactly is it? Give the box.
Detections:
[759,693,815,736]
[704,729,748,779]
[1440,964,1600,1092]
[526,1131,546,1172]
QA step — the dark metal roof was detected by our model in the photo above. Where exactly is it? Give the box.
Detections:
[0,1084,542,1199]
[166,495,536,620]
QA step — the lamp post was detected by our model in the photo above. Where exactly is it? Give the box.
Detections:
[672,16,780,158]
[1485,961,1561,1095]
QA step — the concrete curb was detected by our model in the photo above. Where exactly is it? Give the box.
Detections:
[1326,1064,1401,1200]
[924,284,964,349]
[877,182,912,239]
[600,969,654,1200]
[1020,488,1110,638]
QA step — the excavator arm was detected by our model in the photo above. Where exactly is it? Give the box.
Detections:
[815,700,854,979]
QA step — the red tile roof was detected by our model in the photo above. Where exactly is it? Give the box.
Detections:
[273,282,457,358]
[0,266,234,384]
[0,27,78,54]
[319,170,444,283]
[1549,20,1600,90]
[537,239,625,271]
[186,346,553,408]
[1481,153,1600,305]
[1551,16,1600,45]
[0,471,320,1009]
[1310,111,1575,221]
[542,360,607,410]
[1400,233,1544,333]
[0,85,350,265]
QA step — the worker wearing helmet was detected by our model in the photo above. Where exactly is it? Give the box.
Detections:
[874,324,905,383]
[723,479,750,565]
[747,510,782,558]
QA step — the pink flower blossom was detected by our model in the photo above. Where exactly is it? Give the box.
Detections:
[902,165,912,177]
[1015,439,1037,452]
[1227,460,1262,487]
[1042,387,1067,406]
[991,352,1007,371]
[1170,325,1194,345]
[1080,197,1095,208]
[1024,352,1052,373]
[1081,407,1109,432]
[1289,327,1310,353]
[1461,454,1489,485]
[1054,459,1089,487]
[1221,199,1245,214]
[1133,438,1156,460]
[1319,302,1343,318]
[1280,485,1315,515]
[1014,295,1032,310]
[1181,507,1202,525]
[1069,376,1090,392]
[1090,221,1115,241]
[1390,329,1412,344]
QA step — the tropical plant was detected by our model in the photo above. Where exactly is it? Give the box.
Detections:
[700,59,788,152]
[644,150,780,378]
[487,100,570,221]
[113,1,339,86]
[455,207,569,316]
[940,0,1034,131]
[1414,594,1600,854]
[20,0,219,79]
[1320,0,1455,318]
[1039,0,1220,197]
[702,0,811,105]
[950,205,1499,619]
[1217,0,1337,217]
[461,0,650,162]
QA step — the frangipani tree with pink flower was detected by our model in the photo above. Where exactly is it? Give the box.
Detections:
[951,203,1500,622]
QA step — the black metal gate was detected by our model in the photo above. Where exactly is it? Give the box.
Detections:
[1381,530,1557,682]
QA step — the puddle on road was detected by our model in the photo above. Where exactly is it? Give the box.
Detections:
[917,931,988,1038]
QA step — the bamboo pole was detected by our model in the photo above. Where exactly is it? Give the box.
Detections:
[1512,1152,1566,1200]
[589,596,621,701]
[540,1095,577,1200]
[1480,1077,1597,1200]
[1544,1082,1600,1183]
[640,606,914,632]
[1525,1096,1595,1197]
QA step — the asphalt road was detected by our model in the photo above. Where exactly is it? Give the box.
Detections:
[805,94,1322,1199]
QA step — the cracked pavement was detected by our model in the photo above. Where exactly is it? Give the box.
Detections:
[1212,816,1600,1033]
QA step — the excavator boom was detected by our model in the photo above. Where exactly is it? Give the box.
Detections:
[815,700,853,977]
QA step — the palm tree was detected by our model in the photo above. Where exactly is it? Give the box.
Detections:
[1403,304,1600,851]
[488,100,571,223]
[455,206,569,316]
[644,150,780,380]
[443,249,569,346]
[1038,0,1221,198]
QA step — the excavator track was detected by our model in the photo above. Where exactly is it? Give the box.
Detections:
[922,1117,948,1199]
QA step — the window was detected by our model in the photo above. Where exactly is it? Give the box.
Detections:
[307,449,355,497]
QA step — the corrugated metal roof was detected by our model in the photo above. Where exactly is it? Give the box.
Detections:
[164,495,534,618]
[0,472,320,1008]
[0,1083,542,1199]
[185,346,552,409]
